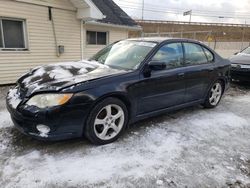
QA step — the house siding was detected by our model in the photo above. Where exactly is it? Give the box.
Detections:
[0,0,81,84]
[82,24,128,58]
[15,0,76,10]
[0,0,131,85]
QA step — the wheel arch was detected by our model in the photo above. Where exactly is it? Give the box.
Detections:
[86,92,133,125]
[83,93,131,144]
[217,78,226,93]
[97,93,132,114]
[204,77,226,100]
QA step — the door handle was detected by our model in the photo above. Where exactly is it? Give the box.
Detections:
[178,73,185,77]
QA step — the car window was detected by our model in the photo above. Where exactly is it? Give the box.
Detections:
[93,45,112,64]
[90,41,156,70]
[203,47,214,62]
[152,43,184,69]
[241,47,250,54]
[183,43,208,65]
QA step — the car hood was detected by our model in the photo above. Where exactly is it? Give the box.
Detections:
[17,60,127,96]
[230,53,250,64]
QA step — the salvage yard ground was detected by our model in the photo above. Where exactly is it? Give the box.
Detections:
[0,84,250,188]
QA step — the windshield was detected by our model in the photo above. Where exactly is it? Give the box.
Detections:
[91,40,157,70]
[241,47,250,54]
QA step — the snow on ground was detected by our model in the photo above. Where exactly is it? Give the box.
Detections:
[0,85,250,188]
[0,111,12,129]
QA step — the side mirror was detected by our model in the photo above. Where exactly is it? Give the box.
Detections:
[234,52,239,55]
[148,61,166,70]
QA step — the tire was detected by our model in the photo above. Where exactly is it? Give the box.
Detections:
[84,97,128,145]
[203,80,224,108]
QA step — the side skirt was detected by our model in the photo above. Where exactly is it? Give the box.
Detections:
[131,99,204,124]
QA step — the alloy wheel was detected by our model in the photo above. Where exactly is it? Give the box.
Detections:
[209,83,222,106]
[94,104,125,141]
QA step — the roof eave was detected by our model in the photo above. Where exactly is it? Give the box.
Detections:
[70,0,105,21]
[85,21,142,31]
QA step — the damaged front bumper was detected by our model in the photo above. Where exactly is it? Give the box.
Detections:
[6,88,93,141]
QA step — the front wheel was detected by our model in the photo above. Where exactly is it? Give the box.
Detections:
[203,81,223,108]
[84,97,128,145]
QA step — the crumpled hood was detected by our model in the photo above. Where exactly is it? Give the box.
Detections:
[17,60,127,96]
[230,53,250,64]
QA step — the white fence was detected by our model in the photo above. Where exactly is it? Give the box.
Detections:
[143,32,250,58]
[204,42,250,58]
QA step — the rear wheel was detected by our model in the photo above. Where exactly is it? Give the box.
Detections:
[203,81,223,108]
[85,97,128,145]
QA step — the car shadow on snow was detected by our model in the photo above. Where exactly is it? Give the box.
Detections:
[231,81,250,92]
[0,126,88,157]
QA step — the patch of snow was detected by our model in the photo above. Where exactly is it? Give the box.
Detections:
[53,60,107,69]
[22,67,45,85]
[230,95,250,103]
[22,60,101,86]
[49,67,73,80]
[39,133,48,138]
[0,111,12,128]
[156,179,164,185]
[29,132,48,138]
[132,131,139,135]
[1,128,183,188]
[18,60,121,95]
[6,87,22,109]
[0,110,13,153]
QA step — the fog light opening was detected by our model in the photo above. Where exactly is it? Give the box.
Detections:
[36,124,50,137]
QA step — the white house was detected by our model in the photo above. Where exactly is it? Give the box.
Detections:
[0,0,141,84]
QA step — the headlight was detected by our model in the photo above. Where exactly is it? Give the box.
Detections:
[26,93,73,108]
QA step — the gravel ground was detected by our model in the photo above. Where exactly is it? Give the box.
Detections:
[0,83,250,188]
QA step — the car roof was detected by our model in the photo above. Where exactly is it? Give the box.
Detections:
[126,37,203,44]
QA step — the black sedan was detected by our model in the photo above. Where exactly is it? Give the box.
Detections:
[230,46,250,82]
[6,38,230,145]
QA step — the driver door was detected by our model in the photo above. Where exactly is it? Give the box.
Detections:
[136,42,187,115]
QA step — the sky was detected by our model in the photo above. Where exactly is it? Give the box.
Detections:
[113,0,250,24]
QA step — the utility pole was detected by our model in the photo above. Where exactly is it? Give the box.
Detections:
[241,20,246,50]
[142,0,144,21]
[141,0,145,37]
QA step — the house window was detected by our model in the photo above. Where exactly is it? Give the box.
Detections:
[0,18,27,50]
[87,31,107,45]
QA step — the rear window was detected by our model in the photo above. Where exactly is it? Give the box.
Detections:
[241,47,250,54]
[203,47,214,62]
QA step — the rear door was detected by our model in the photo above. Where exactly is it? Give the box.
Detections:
[182,42,216,102]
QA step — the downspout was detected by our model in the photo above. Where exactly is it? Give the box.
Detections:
[80,20,84,60]
[49,7,60,57]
